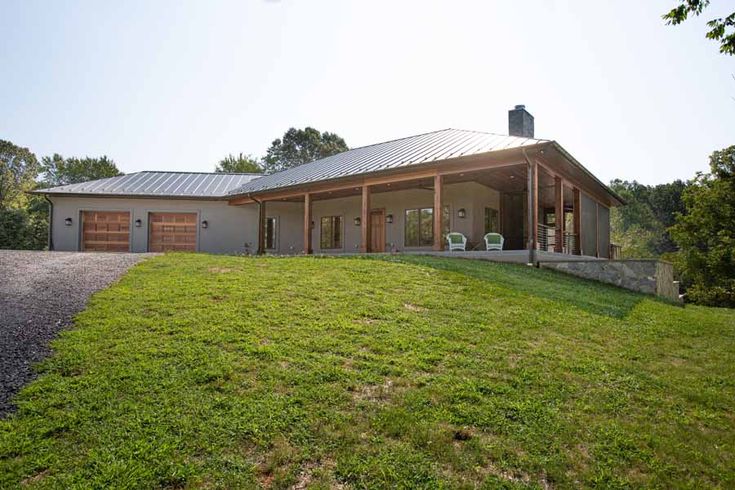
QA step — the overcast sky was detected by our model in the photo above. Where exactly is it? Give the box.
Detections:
[2,0,733,185]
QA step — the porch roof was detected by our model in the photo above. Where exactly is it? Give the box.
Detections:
[228,128,546,196]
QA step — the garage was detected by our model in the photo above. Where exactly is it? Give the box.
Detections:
[81,211,131,252]
[148,212,198,252]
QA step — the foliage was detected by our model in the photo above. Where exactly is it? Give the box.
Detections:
[609,179,687,258]
[262,127,348,174]
[670,145,735,307]
[41,154,122,186]
[663,0,735,55]
[215,153,263,173]
[1,254,734,488]
[0,140,39,210]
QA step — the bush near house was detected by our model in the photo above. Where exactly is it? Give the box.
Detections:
[1,254,733,488]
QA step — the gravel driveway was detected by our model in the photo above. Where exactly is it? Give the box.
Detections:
[0,251,151,416]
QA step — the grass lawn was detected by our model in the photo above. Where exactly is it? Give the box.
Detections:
[1,254,734,489]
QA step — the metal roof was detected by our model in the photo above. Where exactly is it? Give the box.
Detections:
[35,171,261,198]
[228,128,547,196]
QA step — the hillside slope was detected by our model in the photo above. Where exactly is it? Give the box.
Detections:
[1,254,733,488]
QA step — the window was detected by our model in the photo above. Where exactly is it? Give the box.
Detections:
[404,206,450,247]
[265,217,277,250]
[484,207,499,233]
[320,216,343,249]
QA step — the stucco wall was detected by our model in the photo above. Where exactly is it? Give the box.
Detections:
[265,182,500,254]
[49,196,258,254]
[581,192,597,257]
[597,204,610,259]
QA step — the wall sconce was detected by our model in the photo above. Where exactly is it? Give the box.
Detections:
[134,219,142,227]
[457,208,467,219]
[64,217,73,226]
[311,220,315,229]
[386,214,393,224]
[201,220,208,229]
[354,217,361,226]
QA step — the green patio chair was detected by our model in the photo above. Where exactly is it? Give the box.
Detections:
[446,232,467,251]
[484,233,504,251]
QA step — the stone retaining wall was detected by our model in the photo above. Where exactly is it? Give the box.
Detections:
[539,259,680,302]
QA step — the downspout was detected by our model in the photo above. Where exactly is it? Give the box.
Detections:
[522,149,535,265]
[251,195,264,255]
[44,195,54,251]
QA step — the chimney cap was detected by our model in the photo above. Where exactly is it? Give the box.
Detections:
[514,104,526,110]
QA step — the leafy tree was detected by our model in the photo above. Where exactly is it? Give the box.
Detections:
[42,154,122,186]
[609,179,687,257]
[262,127,348,174]
[670,145,735,307]
[215,153,263,173]
[0,140,39,210]
[664,0,735,55]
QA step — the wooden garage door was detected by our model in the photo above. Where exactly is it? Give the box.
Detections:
[148,212,197,252]
[81,211,130,252]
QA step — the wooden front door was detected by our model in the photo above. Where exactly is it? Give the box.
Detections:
[148,212,198,252]
[370,209,385,253]
[81,211,130,252]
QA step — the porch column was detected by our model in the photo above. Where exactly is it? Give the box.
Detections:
[526,160,538,257]
[573,187,581,255]
[360,185,371,253]
[433,174,444,251]
[554,176,564,253]
[257,199,266,255]
[303,193,312,255]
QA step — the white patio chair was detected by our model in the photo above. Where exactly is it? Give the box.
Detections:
[484,233,504,251]
[446,232,467,251]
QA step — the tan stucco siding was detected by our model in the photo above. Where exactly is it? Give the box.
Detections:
[264,182,500,254]
[49,196,258,254]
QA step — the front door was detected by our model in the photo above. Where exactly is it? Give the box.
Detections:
[370,209,385,252]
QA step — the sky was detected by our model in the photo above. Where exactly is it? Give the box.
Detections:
[1,0,733,185]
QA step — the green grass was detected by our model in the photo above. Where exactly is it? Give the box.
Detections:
[1,254,734,489]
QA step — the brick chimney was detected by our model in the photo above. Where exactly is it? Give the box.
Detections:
[508,104,534,138]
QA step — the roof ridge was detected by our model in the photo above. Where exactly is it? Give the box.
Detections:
[137,170,263,176]
[340,128,455,153]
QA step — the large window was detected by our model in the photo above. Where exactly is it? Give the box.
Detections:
[484,207,499,234]
[265,217,277,250]
[405,206,449,247]
[320,216,343,249]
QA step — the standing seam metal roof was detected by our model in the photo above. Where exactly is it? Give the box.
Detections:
[228,128,547,196]
[35,171,262,198]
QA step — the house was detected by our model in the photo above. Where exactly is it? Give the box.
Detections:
[35,106,624,262]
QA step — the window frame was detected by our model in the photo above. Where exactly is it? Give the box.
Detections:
[264,216,278,250]
[319,215,343,250]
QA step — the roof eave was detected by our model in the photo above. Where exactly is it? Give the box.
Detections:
[548,141,626,206]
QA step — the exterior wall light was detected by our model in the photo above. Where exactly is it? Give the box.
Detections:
[64,217,73,226]
[458,208,467,219]
[354,217,361,226]
[134,219,142,227]
[386,214,393,224]
[201,220,208,229]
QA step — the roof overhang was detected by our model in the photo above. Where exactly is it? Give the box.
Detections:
[228,142,624,207]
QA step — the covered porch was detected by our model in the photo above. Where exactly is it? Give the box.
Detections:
[228,144,616,260]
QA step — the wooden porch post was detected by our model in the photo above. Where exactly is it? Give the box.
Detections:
[433,174,444,251]
[303,193,312,255]
[360,185,371,253]
[257,200,266,255]
[554,176,564,253]
[526,160,538,257]
[573,188,581,255]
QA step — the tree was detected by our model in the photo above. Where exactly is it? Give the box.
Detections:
[262,127,348,174]
[42,154,122,186]
[670,145,735,307]
[0,140,39,210]
[664,1,735,55]
[609,179,687,258]
[215,153,263,173]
